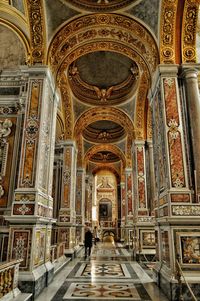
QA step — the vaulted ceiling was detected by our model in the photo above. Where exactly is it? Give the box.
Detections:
[0,0,199,179]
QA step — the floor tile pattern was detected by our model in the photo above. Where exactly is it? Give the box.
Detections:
[35,242,169,301]
[63,282,142,300]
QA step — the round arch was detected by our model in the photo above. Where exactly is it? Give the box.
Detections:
[74,107,135,139]
[84,144,126,168]
[47,13,159,81]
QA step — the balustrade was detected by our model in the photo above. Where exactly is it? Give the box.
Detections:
[0,259,22,299]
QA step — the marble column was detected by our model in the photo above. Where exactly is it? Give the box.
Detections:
[5,66,58,298]
[58,140,77,256]
[75,168,85,245]
[182,66,200,199]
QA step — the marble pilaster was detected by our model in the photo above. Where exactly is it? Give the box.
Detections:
[147,140,156,214]
[75,168,85,245]
[133,141,148,216]
[150,65,200,300]
[57,140,77,256]
[4,66,58,298]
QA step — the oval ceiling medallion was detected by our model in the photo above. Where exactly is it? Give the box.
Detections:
[89,151,120,163]
[83,120,126,143]
[68,52,139,106]
[65,0,139,12]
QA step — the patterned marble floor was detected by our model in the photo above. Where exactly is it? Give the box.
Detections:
[35,242,169,301]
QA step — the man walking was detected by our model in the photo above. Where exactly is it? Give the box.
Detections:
[84,227,93,259]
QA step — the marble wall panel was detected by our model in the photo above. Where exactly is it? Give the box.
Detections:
[11,229,32,270]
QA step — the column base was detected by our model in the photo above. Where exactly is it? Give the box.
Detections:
[18,262,54,300]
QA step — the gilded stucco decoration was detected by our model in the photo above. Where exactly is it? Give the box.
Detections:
[25,0,46,64]
[74,107,135,139]
[147,107,153,140]
[182,0,200,63]
[64,0,139,12]
[48,13,159,80]
[84,144,126,168]
[126,135,132,168]
[160,0,178,64]
[135,73,149,140]
[77,135,83,168]
[59,75,73,139]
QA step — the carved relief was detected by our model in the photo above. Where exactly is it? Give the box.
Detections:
[48,14,158,78]
[0,117,16,207]
[59,75,73,140]
[160,0,178,63]
[172,205,200,216]
[182,0,199,63]
[68,62,139,106]
[26,0,46,64]
[84,144,126,168]
[135,73,149,140]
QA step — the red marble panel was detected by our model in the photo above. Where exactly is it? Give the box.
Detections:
[168,131,185,187]
[138,178,145,208]
[63,148,71,208]
[163,78,179,125]
[161,231,170,267]
[13,204,34,215]
[121,185,126,219]
[76,172,82,215]
[137,147,144,174]
[171,194,190,202]
[19,80,43,188]
[127,174,133,213]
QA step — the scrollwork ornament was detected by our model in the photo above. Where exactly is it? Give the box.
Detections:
[160,0,177,63]
[26,0,46,64]
[182,0,198,63]
[0,119,12,138]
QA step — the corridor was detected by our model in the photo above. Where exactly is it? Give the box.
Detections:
[35,242,169,301]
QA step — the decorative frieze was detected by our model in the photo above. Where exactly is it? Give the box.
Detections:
[160,0,178,64]
[26,0,46,64]
[182,0,199,63]
[138,216,155,223]
[172,205,200,216]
